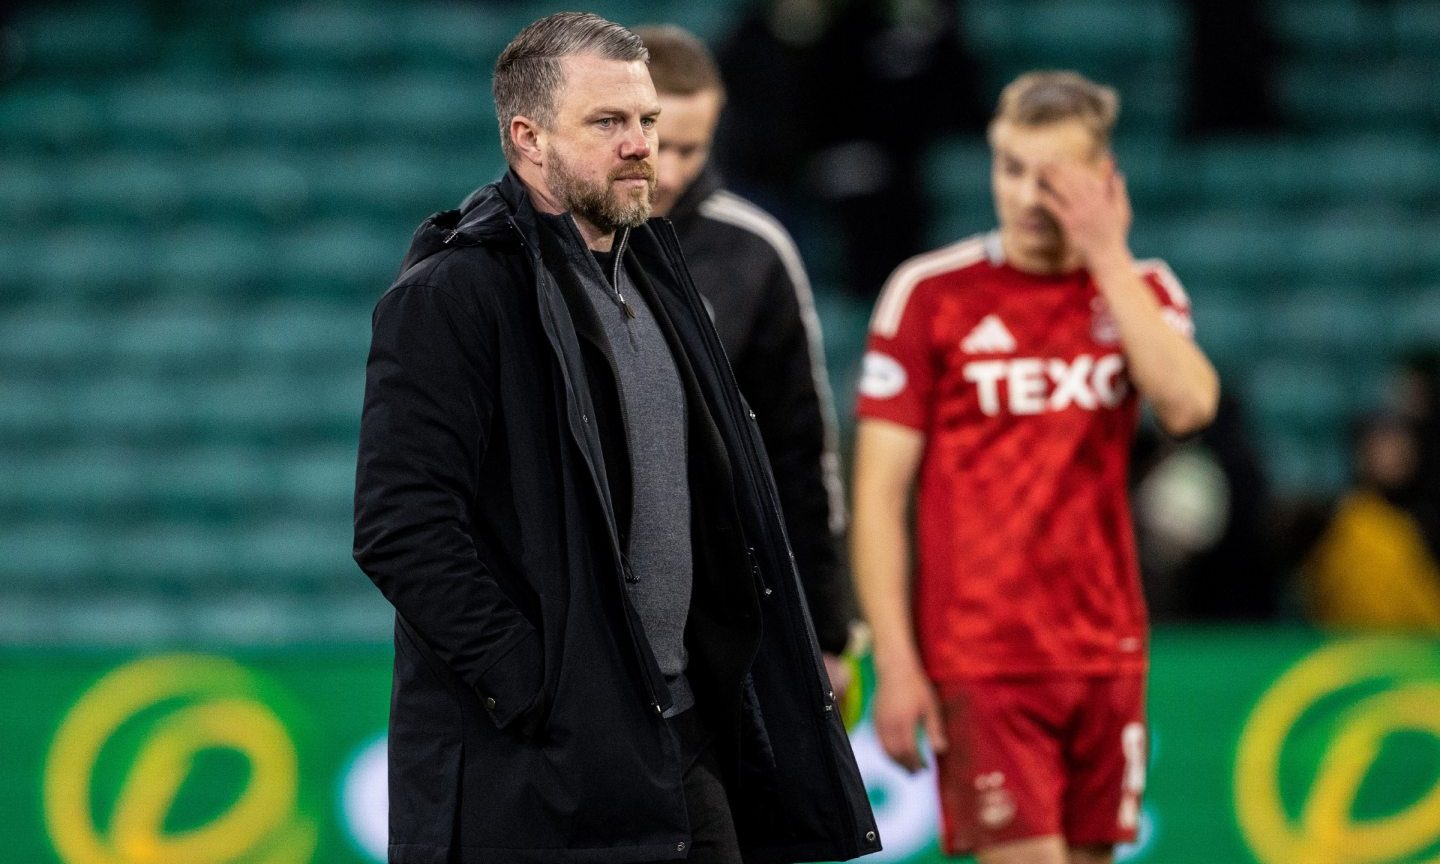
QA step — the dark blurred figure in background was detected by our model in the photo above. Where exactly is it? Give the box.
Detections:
[1132,393,1280,620]
[1395,350,1440,515]
[1183,0,1283,134]
[714,0,985,297]
[635,23,856,696]
[1306,409,1440,630]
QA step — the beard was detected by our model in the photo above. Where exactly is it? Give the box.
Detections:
[547,147,656,234]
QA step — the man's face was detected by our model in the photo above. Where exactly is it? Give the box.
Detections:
[651,88,723,216]
[542,53,660,234]
[990,118,1107,262]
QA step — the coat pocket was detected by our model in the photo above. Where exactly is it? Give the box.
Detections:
[476,626,547,734]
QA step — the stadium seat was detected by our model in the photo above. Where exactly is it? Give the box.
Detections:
[3,0,1438,645]
[10,3,158,74]
[105,79,232,146]
[0,86,108,149]
[1279,60,1440,129]
[246,4,402,68]
[1267,0,1389,59]
[1390,0,1440,53]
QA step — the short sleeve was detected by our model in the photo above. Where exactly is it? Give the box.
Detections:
[1137,259,1195,339]
[856,271,938,431]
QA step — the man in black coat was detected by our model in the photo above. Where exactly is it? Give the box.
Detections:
[353,12,879,864]
[635,25,855,697]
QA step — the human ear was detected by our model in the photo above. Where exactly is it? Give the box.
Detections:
[510,116,545,166]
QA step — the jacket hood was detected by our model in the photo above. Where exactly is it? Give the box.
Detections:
[397,170,539,273]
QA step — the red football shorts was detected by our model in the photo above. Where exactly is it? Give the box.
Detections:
[933,675,1147,855]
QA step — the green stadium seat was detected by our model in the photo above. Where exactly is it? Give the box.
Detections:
[0,449,140,519]
[1390,1,1440,53]
[274,221,406,296]
[62,153,189,222]
[1262,288,1396,357]
[1189,293,1263,361]
[227,73,365,143]
[27,228,155,298]
[0,305,109,372]
[968,0,1180,60]
[0,381,65,446]
[108,303,243,369]
[1316,136,1440,207]
[42,596,187,644]
[105,79,232,145]
[0,87,108,149]
[247,4,401,68]
[1279,61,1440,129]
[172,152,311,222]
[0,522,104,586]
[0,156,54,222]
[396,2,522,68]
[272,444,360,512]
[1255,430,1350,494]
[1395,287,1440,348]
[303,145,459,219]
[230,519,357,585]
[357,72,494,141]
[1268,0,1389,59]
[3,0,1438,644]
[11,3,158,74]
[152,224,277,294]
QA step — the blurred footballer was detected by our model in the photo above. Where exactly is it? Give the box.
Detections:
[853,71,1219,864]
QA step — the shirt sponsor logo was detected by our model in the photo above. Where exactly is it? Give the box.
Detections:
[859,351,908,399]
[962,353,1129,416]
[960,314,1017,354]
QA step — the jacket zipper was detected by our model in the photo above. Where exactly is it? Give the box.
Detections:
[611,228,637,319]
[517,220,664,716]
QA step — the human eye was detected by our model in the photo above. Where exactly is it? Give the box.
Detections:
[641,115,657,129]
[595,116,614,129]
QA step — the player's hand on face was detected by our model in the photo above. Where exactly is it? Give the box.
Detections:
[1037,159,1132,265]
[872,662,948,773]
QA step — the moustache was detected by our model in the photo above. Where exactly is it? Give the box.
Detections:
[610,166,656,182]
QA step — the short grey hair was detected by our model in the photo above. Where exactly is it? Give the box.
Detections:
[492,12,650,165]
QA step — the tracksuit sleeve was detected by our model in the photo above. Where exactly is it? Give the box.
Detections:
[353,281,542,730]
[739,257,854,655]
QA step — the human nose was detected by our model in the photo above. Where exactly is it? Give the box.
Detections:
[1016,172,1043,209]
[619,121,651,159]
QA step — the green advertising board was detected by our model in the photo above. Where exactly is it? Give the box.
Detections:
[2,629,1437,863]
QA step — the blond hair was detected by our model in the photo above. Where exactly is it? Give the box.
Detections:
[990,71,1120,151]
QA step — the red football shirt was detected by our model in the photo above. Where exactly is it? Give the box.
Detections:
[856,231,1194,681]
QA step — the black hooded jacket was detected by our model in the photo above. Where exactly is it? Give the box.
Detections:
[664,166,853,655]
[353,171,879,864]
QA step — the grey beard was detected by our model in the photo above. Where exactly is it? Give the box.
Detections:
[549,151,654,234]
[569,184,652,234]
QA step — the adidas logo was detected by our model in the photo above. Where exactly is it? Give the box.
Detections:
[961,314,1017,354]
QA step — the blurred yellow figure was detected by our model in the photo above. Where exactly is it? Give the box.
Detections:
[1308,490,1440,630]
[1307,414,1440,631]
